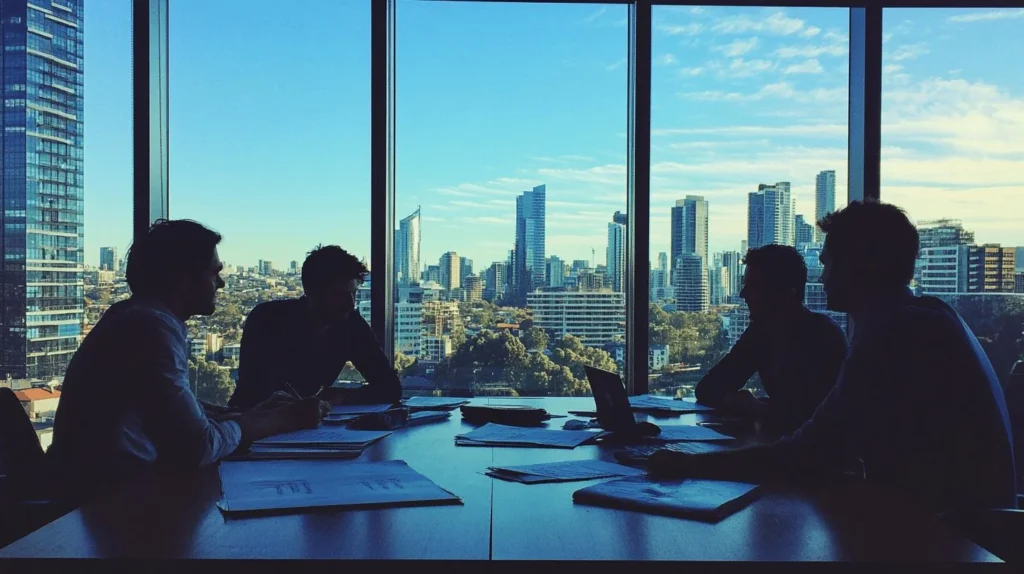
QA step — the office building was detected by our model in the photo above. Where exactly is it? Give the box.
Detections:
[258,260,274,276]
[99,247,118,273]
[574,268,603,291]
[571,259,589,272]
[422,301,461,337]
[513,184,546,303]
[918,219,975,249]
[650,268,671,302]
[795,215,814,249]
[395,301,423,357]
[545,256,565,288]
[721,251,743,297]
[463,275,483,302]
[396,207,421,286]
[747,182,793,249]
[606,214,626,293]
[673,253,709,312]
[439,252,461,292]
[917,245,968,294]
[1,0,85,380]
[528,290,625,346]
[670,196,709,273]
[814,170,836,243]
[709,266,730,306]
[657,252,668,272]
[421,335,453,365]
[289,260,298,275]
[424,264,441,285]
[460,258,473,282]
[484,261,508,302]
[967,245,1016,293]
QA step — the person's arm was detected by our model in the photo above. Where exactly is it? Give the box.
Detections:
[229,305,277,409]
[694,325,760,408]
[335,313,402,405]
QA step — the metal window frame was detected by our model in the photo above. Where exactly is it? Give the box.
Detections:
[138,0,1018,393]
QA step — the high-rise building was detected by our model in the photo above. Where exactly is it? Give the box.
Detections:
[546,256,566,288]
[649,268,671,302]
[395,301,423,357]
[1,0,85,380]
[747,183,793,250]
[967,245,1016,293]
[424,265,441,285]
[528,290,625,346]
[721,251,743,297]
[914,220,975,294]
[918,219,975,249]
[460,258,473,282]
[463,275,483,302]
[670,196,709,273]
[289,260,299,275]
[438,252,461,292]
[258,260,274,276]
[606,213,626,293]
[795,215,814,248]
[657,252,668,272]
[709,266,730,306]
[673,253,709,312]
[814,170,836,243]
[740,240,748,255]
[99,247,118,273]
[484,261,508,302]
[396,207,421,286]
[571,259,589,272]
[513,184,546,303]
[576,268,604,291]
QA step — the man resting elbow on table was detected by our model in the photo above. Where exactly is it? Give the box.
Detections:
[227,245,402,411]
[651,201,1017,516]
[693,244,848,435]
[48,221,327,503]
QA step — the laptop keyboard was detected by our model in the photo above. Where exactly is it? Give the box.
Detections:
[615,442,733,466]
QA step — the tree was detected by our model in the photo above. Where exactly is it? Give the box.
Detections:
[394,351,418,376]
[521,326,550,351]
[189,357,236,406]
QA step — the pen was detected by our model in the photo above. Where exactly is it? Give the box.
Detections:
[284,382,303,400]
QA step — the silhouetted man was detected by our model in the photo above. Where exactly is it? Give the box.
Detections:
[229,245,401,409]
[50,220,324,502]
[695,245,848,434]
[651,201,1017,515]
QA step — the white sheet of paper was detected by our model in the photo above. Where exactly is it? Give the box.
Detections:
[329,404,395,416]
[651,425,733,442]
[217,460,461,513]
[254,427,392,447]
[402,397,470,410]
[629,395,715,413]
[456,423,604,448]
[489,459,644,483]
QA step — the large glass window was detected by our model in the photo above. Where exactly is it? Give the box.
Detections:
[882,8,1024,385]
[169,0,371,403]
[649,6,850,398]
[395,1,628,397]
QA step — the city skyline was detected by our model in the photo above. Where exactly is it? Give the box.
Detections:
[79,4,1023,271]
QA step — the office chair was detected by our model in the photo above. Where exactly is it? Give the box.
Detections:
[0,388,69,547]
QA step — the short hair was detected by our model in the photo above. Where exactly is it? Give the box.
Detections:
[818,200,919,288]
[125,220,222,296]
[301,245,369,295]
[742,244,807,301]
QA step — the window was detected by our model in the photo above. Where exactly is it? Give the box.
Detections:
[394,1,628,397]
[882,8,1024,385]
[649,6,850,398]
[169,0,371,400]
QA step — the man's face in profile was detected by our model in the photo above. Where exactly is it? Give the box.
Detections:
[317,278,359,325]
[190,248,225,316]
[820,242,849,312]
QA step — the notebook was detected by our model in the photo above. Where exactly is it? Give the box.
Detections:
[573,476,761,522]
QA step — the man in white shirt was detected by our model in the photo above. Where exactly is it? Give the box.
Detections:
[49,220,325,502]
[651,201,1016,515]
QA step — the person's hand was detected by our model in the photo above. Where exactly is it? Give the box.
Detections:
[278,397,325,430]
[648,449,691,478]
[722,389,762,417]
[253,390,299,412]
[319,399,331,418]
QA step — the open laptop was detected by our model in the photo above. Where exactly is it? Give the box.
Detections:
[583,366,659,438]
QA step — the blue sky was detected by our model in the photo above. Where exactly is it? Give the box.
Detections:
[83,2,1023,271]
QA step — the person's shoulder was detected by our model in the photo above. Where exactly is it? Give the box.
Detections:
[804,310,846,335]
[99,298,186,346]
[247,298,302,322]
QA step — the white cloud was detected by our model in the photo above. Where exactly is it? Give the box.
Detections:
[678,66,704,77]
[689,7,706,16]
[680,81,844,105]
[657,23,703,36]
[583,6,607,24]
[724,58,775,77]
[800,26,821,38]
[713,37,758,57]
[773,42,847,59]
[660,53,677,66]
[948,9,1024,23]
[889,42,929,62]
[536,164,626,187]
[784,59,823,75]
[712,11,805,36]
[653,124,847,138]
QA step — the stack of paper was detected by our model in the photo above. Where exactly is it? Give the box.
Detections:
[456,423,606,449]
[647,425,733,442]
[402,397,470,411]
[329,404,395,416]
[217,460,462,514]
[573,476,761,522]
[487,460,644,484]
[629,395,715,414]
[253,427,392,449]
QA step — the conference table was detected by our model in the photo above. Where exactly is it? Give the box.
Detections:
[0,397,1003,570]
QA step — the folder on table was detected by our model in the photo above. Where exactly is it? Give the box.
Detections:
[573,476,760,522]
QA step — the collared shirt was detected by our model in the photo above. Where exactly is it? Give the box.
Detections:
[779,288,1017,514]
[695,308,849,433]
[228,297,402,409]
[49,297,241,500]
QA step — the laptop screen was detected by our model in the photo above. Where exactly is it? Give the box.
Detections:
[584,366,637,432]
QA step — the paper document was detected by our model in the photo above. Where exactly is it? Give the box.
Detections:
[254,427,392,448]
[217,460,462,514]
[649,425,733,442]
[573,476,760,522]
[629,395,715,413]
[329,404,395,416]
[403,397,470,411]
[228,446,363,460]
[408,411,452,426]
[456,423,606,449]
[487,459,644,484]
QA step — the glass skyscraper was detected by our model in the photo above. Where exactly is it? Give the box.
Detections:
[513,184,545,304]
[814,170,836,243]
[670,195,708,273]
[395,207,420,287]
[747,182,793,250]
[1,0,84,380]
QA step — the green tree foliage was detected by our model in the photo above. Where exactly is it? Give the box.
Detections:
[188,357,236,406]
[521,326,550,351]
[394,351,418,376]
[648,304,730,369]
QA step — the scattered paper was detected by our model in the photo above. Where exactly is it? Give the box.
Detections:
[487,459,644,484]
[456,423,606,449]
[629,395,715,413]
[329,404,395,416]
[403,397,470,411]
[254,427,392,448]
[649,425,733,442]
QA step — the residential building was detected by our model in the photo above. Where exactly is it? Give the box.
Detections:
[721,251,743,296]
[795,214,814,248]
[463,275,483,302]
[422,301,461,337]
[967,244,1016,293]
[395,301,423,357]
[814,170,836,243]
[439,251,461,292]
[222,343,241,363]
[1,0,85,380]
[916,245,968,294]
[460,258,473,282]
[189,338,208,358]
[709,266,730,306]
[747,182,793,249]
[607,213,626,293]
[100,247,119,273]
[670,196,709,273]
[14,387,61,421]
[424,264,441,284]
[650,268,671,302]
[258,260,274,276]
[546,256,566,288]
[484,261,508,302]
[604,343,671,372]
[396,207,421,286]
[673,253,709,312]
[528,289,625,346]
[513,184,546,303]
[421,335,453,364]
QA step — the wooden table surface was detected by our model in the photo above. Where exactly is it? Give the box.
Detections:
[0,397,1002,567]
